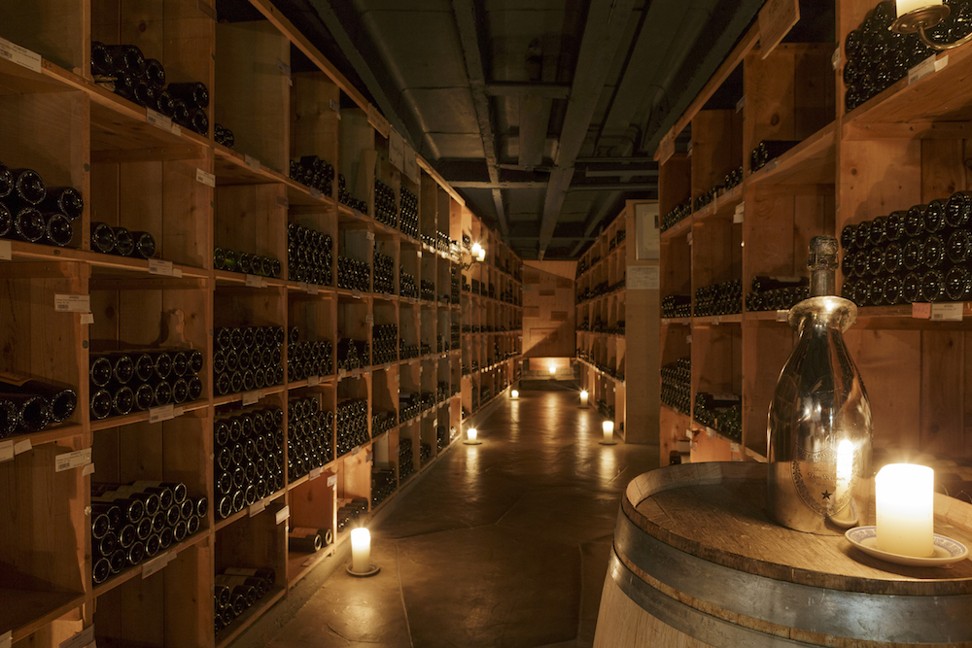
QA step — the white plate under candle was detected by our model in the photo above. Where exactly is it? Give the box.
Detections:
[845,526,968,567]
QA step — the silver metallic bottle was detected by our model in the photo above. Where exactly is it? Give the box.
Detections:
[767,236,872,533]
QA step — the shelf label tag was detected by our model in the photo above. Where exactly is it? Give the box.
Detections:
[730,442,741,453]
[735,96,745,113]
[351,445,360,455]
[775,310,789,322]
[686,232,692,245]
[911,303,932,319]
[195,168,216,187]
[328,99,339,112]
[309,466,323,481]
[83,462,96,476]
[0,240,11,260]
[55,294,91,313]
[81,313,95,325]
[242,390,262,406]
[141,551,173,578]
[300,282,320,295]
[275,505,290,524]
[931,302,963,321]
[831,47,841,71]
[367,231,375,242]
[327,474,337,487]
[148,259,175,276]
[244,154,261,170]
[733,202,745,224]
[56,448,91,472]
[352,290,362,299]
[249,498,266,517]
[145,109,174,133]
[0,37,42,72]
[59,624,95,648]
[245,274,267,288]
[13,438,31,455]
[909,54,947,85]
[306,375,321,387]
[309,188,323,200]
[0,441,14,463]
[149,404,183,423]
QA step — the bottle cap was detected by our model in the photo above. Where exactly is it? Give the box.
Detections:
[808,235,839,271]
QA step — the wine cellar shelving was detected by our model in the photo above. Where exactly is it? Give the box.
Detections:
[0,1,521,645]
[655,0,972,480]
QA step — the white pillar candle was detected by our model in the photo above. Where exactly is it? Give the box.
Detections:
[350,527,371,573]
[548,364,557,376]
[896,0,941,17]
[579,389,589,407]
[602,420,615,442]
[834,439,854,506]
[466,427,478,442]
[510,389,519,399]
[875,463,935,557]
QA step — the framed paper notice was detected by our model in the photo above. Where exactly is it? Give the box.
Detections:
[635,202,660,260]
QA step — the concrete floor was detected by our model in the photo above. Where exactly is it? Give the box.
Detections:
[234,383,658,648]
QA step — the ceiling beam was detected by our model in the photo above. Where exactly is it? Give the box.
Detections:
[451,180,549,190]
[537,0,636,257]
[452,0,509,238]
[485,82,570,99]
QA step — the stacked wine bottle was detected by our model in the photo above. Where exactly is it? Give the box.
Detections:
[420,441,432,465]
[287,327,333,380]
[745,275,809,311]
[214,123,235,148]
[337,256,371,291]
[420,279,435,302]
[287,223,333,286]
[213,247,280,278]
[91,42,209,134]
[374,247,395,294]
[214,566,275,633]
[841,191,972,305]
[336,497,368,531]
[336,399,369,456]
[89,348,203,420]
[660,357,691,415]
[372,324,398,365]
[337,338,370,371]
[91,222,156,259]
[214,405,284,519]
[750,140,800,172]
[451,267,461,303]
[372,409,397,436]
[0,163,81,247]
[694,279,742,316]
[371,464,397,507]
[288,526,333,553]
[287,396,334,480]
[398,437,415,481]
[0,371,77,438]
[451,322,461,349]
[400,338,420,361]
[400,269,418,299]
[400,187,419,239]
[662,199,692,231]
[289,156,334,196]
[91,480,207,585]
[694,392,742,442]
[213,326,284,397]
[337,174,367,213]
[437,424,449,450]
[374,179,398,226]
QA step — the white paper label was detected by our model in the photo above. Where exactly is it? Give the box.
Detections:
[55,448,91,472]
[245,274,267,288]
[351,445,360,455]
[931,302,963,321]
[735,96,745,113]
[148,259,175,276]
[911,303,932,319]
[146,109,173,133]
[306,375,320,387]
[309,188,323,200]
[83,462,96,476]
[327,474,337,487]
[775,310,789,322]
[730,442,741,453]
[242,390,262,406]
[13,438,31,455]
[195,168,216,187]
[275,505,290,524]
[55,294,91,313]
[417,250,422,258]
[309,466,323,481]
[831,47,841,71]
[0,36,42,72]
[249,498,266,517]
[367,232,375,242]
[909,54,947,84]
[733,202,745,224]
[627,265,659,290]
[244,154,261,170]
[149,404,183,423]
[0,240,11,260]
[0,441,14,463]
[686,232,692,245]
[352,290,362,299]
[328,99,339,112]
[59,625,95,648]
[0,630,12,648]
[303,283,320,295]
[141,552,172,578]
[81,313,95,325]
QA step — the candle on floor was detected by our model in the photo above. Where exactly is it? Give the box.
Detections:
[602,420,615,443]
[548,364,557,376]
[350,527,371,573]
[579,389,589,407]
[466,427,478,442]
[896,0,941,17]
[510,388,519,399]
[875,463,935,557]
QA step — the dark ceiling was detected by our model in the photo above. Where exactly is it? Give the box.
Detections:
[265,0,765,259]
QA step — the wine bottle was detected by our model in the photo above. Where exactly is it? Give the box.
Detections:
[0,203,11,238]
[44,212,74,247]
[945,191,972,229]
[39,186,83,220]
[103,44,145,75]
[166,82,209,108]
[12,207,46,243]
[113,227,135,257]
[0,392,52,433]
[0,371,77,423]
[288,527,324,553]
[144,58,166,89]
[10,168,46,205]
[91,222,116,254]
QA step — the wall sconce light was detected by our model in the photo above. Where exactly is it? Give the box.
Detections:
[347,527,380,577]
[600,419,618,445]
[892,1,972,50]
[461,242,487,269]
[463,426,482,445]
[579,389,589,407]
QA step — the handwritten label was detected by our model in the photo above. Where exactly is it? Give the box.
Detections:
[306,375,321,387]
[0,240,11,260]
[911,303,932,319]
[831,47,841,71]
[0,441,14,463]
[0,36,42,72]
[55,294,91,313]
[148,259,175,276]
[309,466,323,481]
[733,202,745,224]
[244,154,261,170]
[81,313,95,325]
[13,438,31,455]
[249,498,266,517]
[275,505,290,524]
[627,265,659,290]
[56,448,92,472]
[909,54,948,85]
[758,0,799,59]
[83,462,96,476]
[149,404,183,423]
[245,274,267,288]
[146,109,174,133]
[931,302,963,321]
[141,551,172,578]
[242,390,262,406]
[327,474,337,488]
[59,626,95,648]
[195,168,216,187]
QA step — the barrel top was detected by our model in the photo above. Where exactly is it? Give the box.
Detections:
[622,462,972,595]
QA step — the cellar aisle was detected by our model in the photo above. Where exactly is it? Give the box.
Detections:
[233,383,658,648]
